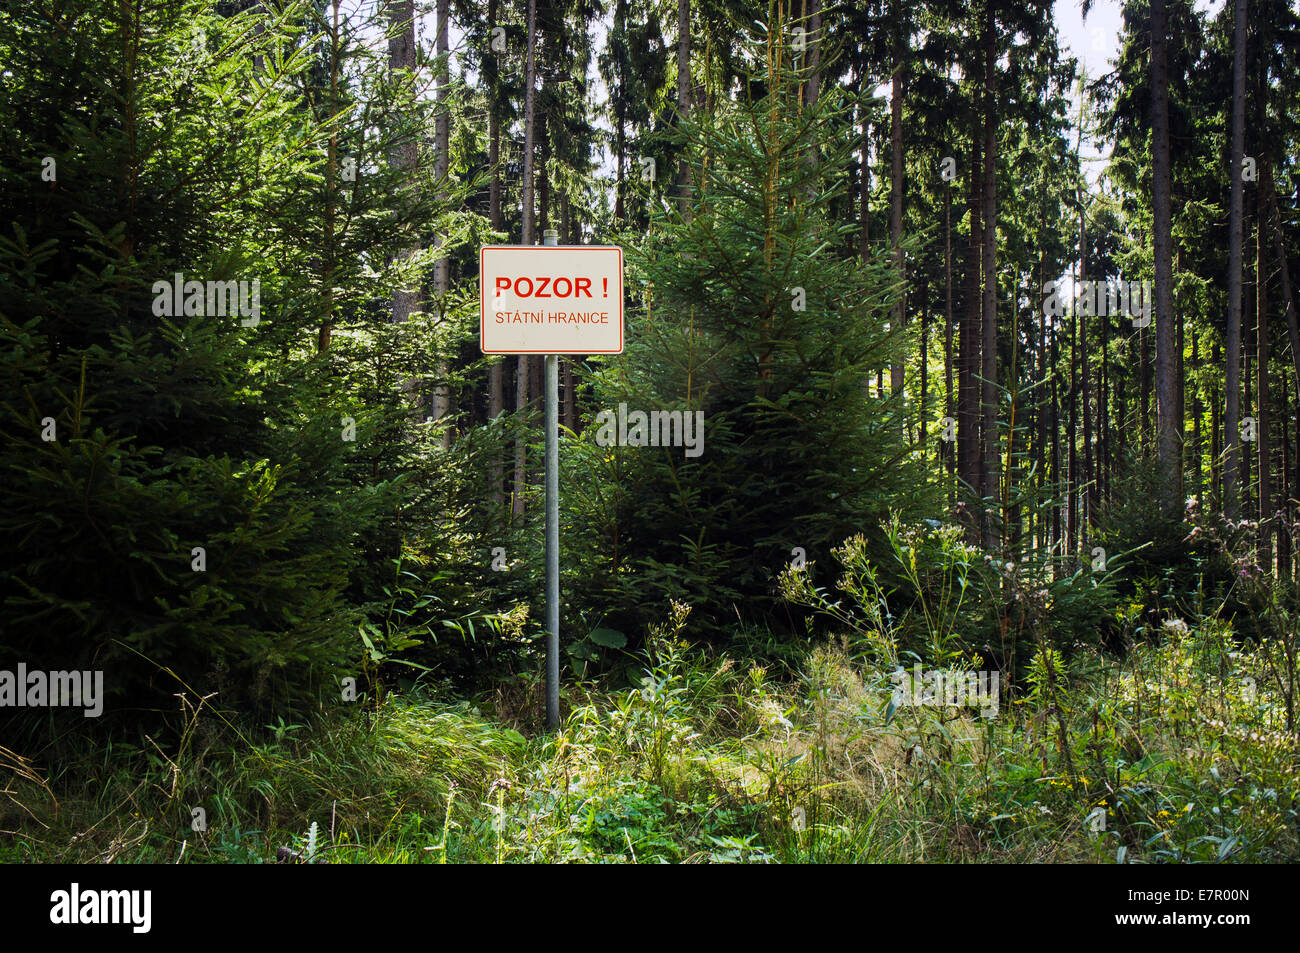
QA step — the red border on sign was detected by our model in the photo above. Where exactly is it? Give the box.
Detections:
[480,245,624,355]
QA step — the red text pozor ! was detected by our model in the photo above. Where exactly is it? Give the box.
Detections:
[494,276,607,298]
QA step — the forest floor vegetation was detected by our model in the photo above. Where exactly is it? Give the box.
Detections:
[4,608,1296,864]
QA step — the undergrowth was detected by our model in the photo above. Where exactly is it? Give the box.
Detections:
[3,598,1297,863]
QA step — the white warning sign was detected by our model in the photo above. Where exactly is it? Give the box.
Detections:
[480,245,624,354]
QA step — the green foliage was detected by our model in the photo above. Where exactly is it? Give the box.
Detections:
[565,22,929,644]
[1,0,1298,872]
[782,517,1127,688]
[0,0,490,719]
[10,606,1295,864]
[1093,453,1262,638]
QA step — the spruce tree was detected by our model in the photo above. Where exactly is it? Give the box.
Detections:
[0,0,476,718]
[568,9,928,641]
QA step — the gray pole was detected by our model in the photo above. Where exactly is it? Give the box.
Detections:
[543,228,560,730]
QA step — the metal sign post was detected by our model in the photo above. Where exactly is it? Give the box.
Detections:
[479,233,623,733]
[542,230,560,731]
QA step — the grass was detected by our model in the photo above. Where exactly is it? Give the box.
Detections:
[3,606,1297,863]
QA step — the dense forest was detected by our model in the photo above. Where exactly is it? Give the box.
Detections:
[1,0,1299,868]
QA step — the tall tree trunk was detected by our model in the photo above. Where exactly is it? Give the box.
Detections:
[514,0,539,519]
[1117,319,1129,473]
[944,177,955,492]
[1004,269,1021,553]
[487,0,505,504]
[804,0,822,104]
[488,0,502,241]
[960,121,982,501]
[1050,308,1060,551]
[538,115,550,235]
[1036,242,1047,549]
[1281,374,1293,578]
[920,274,929,453]
[1258,153,1272,570]
[1244,295,1253,503]
[859,100,870,261]
[889,14,905,405]
[1080,203,1093,533]
[1192,329,1202,501]
[1279,374,1289,577]
[1100,290,1111,507]
[1151,0,1179,514]
[1068,296,1078,559]
[980,13,998,550]
[1140,320,1150,448]
[320,0,340,354]
[1224,0,1247,516]
[860,98,872,400]
[1212,340,1222,505]
[1051,308,1062,553]
[613,0,628,222]
[676,0,692,212]
[388,0,418,327]
[251,2,266,76]
[1176,246,1185,488]
[432,0,451,445]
